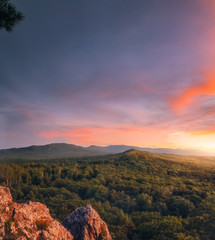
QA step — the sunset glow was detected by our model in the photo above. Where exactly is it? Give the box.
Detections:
[171,74,215,112]
[1,0,215,154]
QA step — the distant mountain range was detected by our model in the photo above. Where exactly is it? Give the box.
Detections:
[0,143,213,160]
[0,143,107,160]
[88,145,213,156]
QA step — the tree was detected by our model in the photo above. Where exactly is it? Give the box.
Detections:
[0,0,24,32]
[167,196,195,218]
[136,193,152,211]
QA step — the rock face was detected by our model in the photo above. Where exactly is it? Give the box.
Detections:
[0,186,112,240]
[63,204,112,240]
[0,186,73,240]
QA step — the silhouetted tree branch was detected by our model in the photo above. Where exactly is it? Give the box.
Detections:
[0,0,24,32]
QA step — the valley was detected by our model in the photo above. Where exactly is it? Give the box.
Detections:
[0,149,215,239]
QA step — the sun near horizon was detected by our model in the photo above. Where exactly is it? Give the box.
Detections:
[1,0,215,155]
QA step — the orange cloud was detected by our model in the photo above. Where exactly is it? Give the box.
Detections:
[171,72,215,112]
[38,126,170,147]
[192,130,215,135]
[39,127,139,144]
[39,131,60,139]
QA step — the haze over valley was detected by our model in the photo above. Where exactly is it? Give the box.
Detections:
[0,143,215,161]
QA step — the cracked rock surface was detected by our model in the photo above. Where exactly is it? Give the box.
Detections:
[0,185,73,240]
[63,204,112,240]
[0,186,112,240]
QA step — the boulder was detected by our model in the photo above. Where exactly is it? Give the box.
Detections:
[0,186,112,240]
[0,186,73,240]
[63,204,112,240]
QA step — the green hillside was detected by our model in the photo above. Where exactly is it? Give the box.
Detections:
[0,143,107,160]
[1,150,215,239]
[0,143,212,161]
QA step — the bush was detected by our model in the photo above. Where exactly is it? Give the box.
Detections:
[5,218,14,234]
[35,218,50,231]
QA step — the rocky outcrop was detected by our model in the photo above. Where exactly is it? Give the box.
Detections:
[0,186,73,240]
[63,204,112,240]
[0,186,112,240]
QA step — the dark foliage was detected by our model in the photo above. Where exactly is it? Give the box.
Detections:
[0,0,24,32]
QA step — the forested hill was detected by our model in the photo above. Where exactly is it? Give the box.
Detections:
[0,143,212,160]
[0,143,108,160]
[1,149,215,239]
[88,145,212,156]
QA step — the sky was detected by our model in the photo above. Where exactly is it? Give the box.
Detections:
[1,0,215,151]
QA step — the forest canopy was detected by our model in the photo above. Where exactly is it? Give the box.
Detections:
[1,150,215,240]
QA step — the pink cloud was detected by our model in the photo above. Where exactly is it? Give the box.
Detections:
[170,72,215,112]
[38,126,170,147]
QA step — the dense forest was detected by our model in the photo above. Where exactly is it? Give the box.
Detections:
[0,149,215,240]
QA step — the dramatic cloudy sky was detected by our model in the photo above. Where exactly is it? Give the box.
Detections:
[1,0,215,151]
